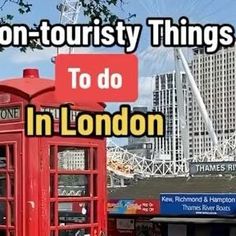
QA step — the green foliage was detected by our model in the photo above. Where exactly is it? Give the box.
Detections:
[18,0,32,14]
[80,0,124,24]
[0,0,132,53]
[0,0,36,52]
[0,0,32,14]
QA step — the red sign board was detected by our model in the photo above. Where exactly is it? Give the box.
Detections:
[55,54,138,102]
[107,199,160,215]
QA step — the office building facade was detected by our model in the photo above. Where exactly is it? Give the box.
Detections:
[153,71,188,161]
[189,45,236,158]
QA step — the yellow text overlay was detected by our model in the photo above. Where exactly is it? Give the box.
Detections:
[25,105,165,137]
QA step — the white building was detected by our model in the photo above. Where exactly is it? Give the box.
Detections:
[189,45,236,158]
[153,71,188,162]
[58,149,86,170]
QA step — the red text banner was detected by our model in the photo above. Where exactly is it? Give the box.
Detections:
[55,54,138,102]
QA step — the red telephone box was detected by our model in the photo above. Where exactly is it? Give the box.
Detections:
[0,69,107,236]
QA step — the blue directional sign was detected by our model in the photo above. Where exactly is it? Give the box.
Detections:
[160,193,236,216]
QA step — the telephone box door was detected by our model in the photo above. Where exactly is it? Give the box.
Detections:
[0,133,22,236]
[40,138,106,236]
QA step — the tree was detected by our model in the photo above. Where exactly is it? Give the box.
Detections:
[0,0,133,52]
[0,0,36,52]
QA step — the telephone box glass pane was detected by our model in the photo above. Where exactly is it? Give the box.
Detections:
[0,174,6,197]
[9,201,15,226]
[8,145,14,170]
[0,146,6,169]
[59,228,90,236]
[0,201,6,225]
[94,200,98,223]
[93,149,97,170]
[58,202,90,225]
[58,175,89,197]
[93,175,97,197]
[9,173,14,197]
[58,147,89,170]
[50,146,56,170]
[50,174,55,198]
[0,230,6,236]
[50,202,55,226]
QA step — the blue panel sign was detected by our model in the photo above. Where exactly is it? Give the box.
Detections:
[160,193,236,216]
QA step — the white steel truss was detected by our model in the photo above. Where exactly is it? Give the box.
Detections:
[191,131,236,163]
[57,0,81,54]
[58,0,81,25]
[107,140,188,187]
[107,132,236,187]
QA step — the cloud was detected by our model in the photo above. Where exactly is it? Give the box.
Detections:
[130,76,154,108]
[138,46,193,77]
[138,46,175,77]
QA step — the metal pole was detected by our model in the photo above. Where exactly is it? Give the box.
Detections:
[177,48,218,146]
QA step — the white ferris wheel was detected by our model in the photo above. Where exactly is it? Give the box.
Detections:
[55,0,236,187]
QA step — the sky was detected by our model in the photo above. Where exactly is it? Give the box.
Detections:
[0,0,235,145]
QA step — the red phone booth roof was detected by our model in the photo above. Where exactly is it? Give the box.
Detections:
[0,69,54,99]
[0,68,105,109]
